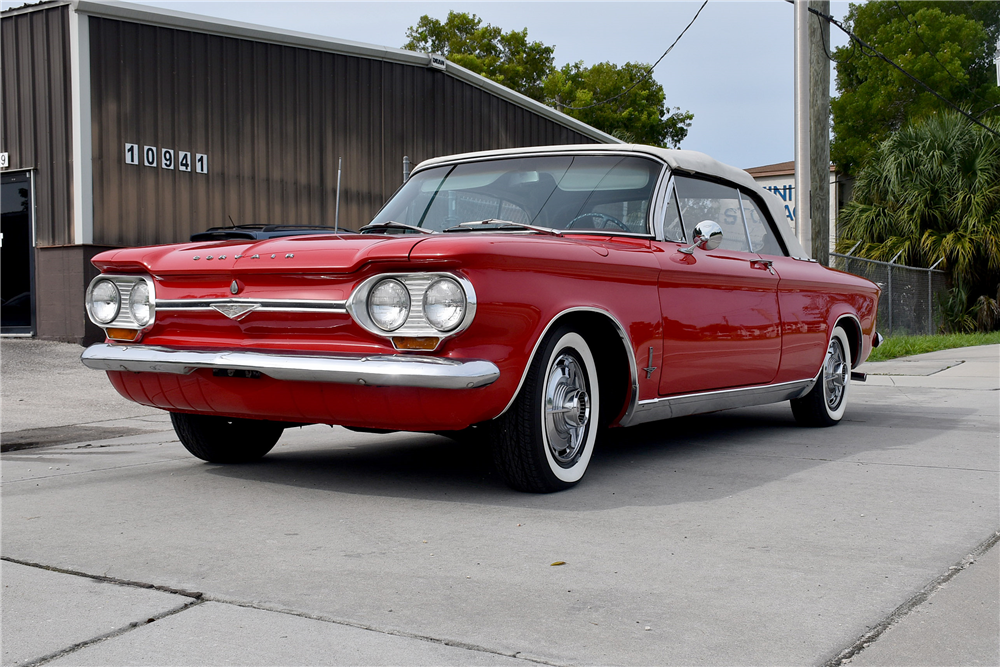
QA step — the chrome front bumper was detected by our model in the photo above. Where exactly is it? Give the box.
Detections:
[81,344,500,389]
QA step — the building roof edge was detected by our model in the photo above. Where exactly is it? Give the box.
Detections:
[51,0,618,144]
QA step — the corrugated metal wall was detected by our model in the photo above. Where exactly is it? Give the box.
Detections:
[0,5,73,247]
[89,17,595,247]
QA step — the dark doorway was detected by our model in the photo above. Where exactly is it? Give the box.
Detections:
[2,170,35,333]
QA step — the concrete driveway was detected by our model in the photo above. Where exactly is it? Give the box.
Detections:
[2,340,997,666]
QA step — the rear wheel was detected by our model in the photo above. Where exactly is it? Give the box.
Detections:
[791,326,851,427]
[170,412,284,463]
[492,327,599,492]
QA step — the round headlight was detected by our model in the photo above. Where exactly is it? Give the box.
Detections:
[89,280,120,324]
[423,278,466,331]
[368,279,410,331]
[129,281,152,327]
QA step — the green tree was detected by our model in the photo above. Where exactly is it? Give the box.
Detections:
[403,12,693,147]
[831,1,1000,176]
[403,11,555,102]
[544,61,693,148]
[837,112,1000,331]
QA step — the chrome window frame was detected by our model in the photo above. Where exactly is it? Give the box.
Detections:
[666,173,757,251]
[393,150,669,239]
[737,189,790,258]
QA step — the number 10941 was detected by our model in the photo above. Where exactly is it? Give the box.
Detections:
[125,143,207,174]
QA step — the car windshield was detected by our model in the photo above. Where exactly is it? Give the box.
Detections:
[369,155,662,234]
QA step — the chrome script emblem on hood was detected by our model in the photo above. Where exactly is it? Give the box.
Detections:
[211,302,260,320]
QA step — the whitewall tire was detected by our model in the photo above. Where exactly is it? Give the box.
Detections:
[791,326,852,427]
[492,327,600,492]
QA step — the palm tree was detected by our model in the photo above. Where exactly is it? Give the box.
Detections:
[837,112,1000,331]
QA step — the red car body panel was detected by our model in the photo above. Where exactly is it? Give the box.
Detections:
[769,255,879,382]
[655,242,783,395]
[84,146,881,436]
[93,231,878,432]
[97,232,668,430]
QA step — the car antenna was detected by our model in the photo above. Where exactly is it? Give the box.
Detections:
[228,214,236,229]
[335,157,342,234]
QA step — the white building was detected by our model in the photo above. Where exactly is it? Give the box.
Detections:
[745,161,846,255]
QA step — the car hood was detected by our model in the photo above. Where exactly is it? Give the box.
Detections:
[92,235,424,275]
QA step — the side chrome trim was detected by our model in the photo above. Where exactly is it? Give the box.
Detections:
[157,298,347,313]
[497,307,640,422]
[621,377,817,427]
[81,344,500,389]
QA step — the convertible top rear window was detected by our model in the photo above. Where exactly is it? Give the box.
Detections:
[372,155,662,234]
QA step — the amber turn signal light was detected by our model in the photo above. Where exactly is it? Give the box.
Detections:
[391,336,439,350]
[106,328,139,341]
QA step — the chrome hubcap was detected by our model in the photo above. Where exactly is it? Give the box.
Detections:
[544,351,591,467]
[824,338,848,410]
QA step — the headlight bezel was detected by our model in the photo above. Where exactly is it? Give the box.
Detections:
[347,272,477,350]
[367,278,411,332]
[128,280,153,327]
[87,279,121,324]
[422,277,467,332]
[85,275,157,334]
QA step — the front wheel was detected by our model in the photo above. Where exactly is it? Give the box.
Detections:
[791,326,852,427]
[170,412,285,463]
[491,327,600,492]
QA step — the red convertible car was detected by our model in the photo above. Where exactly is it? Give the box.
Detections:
[82,145,881,492]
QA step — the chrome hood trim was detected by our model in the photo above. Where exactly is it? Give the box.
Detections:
[81,344,499,389]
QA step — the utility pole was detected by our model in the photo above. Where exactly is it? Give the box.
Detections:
[809,0,831,266]
[794,0,811,257]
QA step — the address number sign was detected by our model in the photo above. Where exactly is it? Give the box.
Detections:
[125,143,206,174]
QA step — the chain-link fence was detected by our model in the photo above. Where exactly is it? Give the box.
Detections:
[830,253,950,336]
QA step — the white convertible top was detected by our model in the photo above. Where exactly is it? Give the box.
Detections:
[415,144,810,259]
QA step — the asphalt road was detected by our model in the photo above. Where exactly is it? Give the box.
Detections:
[2,340,998,666]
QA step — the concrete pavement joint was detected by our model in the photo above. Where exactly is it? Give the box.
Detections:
[1,425,174,453]
[18,598,205,667]
[2,557,560,666]
[0,458,185,486]
[196,594,565,666]
[822,530,1000,667]
[1,556,204,599]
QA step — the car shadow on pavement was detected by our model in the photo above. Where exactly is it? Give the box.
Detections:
[199,398,974,511]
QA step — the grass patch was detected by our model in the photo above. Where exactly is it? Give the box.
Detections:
[866,331,1000,362]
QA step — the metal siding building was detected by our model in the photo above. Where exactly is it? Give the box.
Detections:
[1,0,615,342]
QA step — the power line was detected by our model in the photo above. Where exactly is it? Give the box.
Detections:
[813,10,850,64]
[789,0,1000,139]
[557,0,708,112]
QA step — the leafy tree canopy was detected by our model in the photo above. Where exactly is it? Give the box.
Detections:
[404,11,555,102]
[831,1,1000,176]
[837,111,1000,331]
[544,61,693,147]
[403,12,693,148]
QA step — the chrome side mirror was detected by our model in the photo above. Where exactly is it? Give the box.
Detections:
[678,220,723,255]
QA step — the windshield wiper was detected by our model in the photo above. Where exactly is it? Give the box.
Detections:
[443,219,562,236]
[359,221,437,235]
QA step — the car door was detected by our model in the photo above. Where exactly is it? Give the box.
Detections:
[654,175,781,396]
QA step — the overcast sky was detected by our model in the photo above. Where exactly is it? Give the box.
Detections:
[128,1,851,169]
